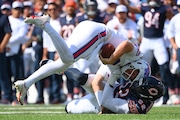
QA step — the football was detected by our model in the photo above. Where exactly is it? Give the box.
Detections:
[100,43,115,58]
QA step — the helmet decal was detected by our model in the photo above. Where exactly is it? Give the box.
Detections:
[148,88,158,96]
[131,76,164,101]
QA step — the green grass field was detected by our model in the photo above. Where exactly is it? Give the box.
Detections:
[0,104,180,120]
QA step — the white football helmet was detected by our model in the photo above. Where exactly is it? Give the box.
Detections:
[120,59,151,82]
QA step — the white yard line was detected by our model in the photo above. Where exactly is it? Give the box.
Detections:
[0,106,66,114]
[1,106,65,110]
[0,111,65,114]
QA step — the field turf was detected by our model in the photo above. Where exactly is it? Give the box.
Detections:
[0,104,180,120]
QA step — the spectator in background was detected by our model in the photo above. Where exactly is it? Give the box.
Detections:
[22,1,35,78]
[30,24,44,104]
[60,0,76,40]
[106,4,138,44]
[1,3,11,15]
[20,1,36,104]
[0,5,12,104]
[75,0,85,16]
[59,0,77,103]
[42,2,62,104]
[33,0,46,104]
[162,0,180,105]
[33,0,46,16]
[167,0,180,105]
[6,1,28,105]
[103,0,119,24]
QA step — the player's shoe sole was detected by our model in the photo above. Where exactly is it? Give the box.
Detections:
[14,81,28,105]
[24,14,50,28]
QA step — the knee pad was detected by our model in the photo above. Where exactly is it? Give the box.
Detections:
[64,68,88,85]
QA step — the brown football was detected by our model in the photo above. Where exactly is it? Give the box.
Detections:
[100,43,115,58]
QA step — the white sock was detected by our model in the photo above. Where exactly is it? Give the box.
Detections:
[25,59,72,88]
[95,91,103,106]
[82,74,95,94]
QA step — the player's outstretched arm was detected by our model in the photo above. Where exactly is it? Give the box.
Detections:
[119,0,141,13]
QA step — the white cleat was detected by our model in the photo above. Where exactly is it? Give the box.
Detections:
[24,14,50,28]
[14,81,28,105]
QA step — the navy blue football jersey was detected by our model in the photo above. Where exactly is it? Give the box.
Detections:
[141,5,169,38]
[113,82,154,114]
[59,16,76,40]
[0,12,12,43]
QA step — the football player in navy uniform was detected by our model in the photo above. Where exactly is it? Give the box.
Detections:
[64,68,164,114]
[60,0,77,40]
[75,0,105,24]
[120,0,174,104]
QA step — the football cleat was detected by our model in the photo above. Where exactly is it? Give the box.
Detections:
[14,81,28,105]
[24,14,50,28]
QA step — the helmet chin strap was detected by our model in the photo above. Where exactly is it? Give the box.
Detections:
[138,78,143,86]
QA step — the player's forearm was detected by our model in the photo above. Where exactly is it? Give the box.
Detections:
[120,0,141,13]
[111,41,134,62]
[92,74,104,91]
[101,84,129,114]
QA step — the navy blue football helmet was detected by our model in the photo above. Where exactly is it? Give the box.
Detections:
[131,76,165,101]
[148,0,161,7]
[83,0,98,16]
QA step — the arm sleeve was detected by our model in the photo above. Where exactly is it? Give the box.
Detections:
[8,24,28,45]
[4,15,12,33]
[130,21,138,40]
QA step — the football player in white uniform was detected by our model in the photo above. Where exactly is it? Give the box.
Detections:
[14,14,150,105]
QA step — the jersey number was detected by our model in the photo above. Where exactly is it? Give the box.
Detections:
[61,25,75,40]
[144,11,160,29]
[118,82,130,97]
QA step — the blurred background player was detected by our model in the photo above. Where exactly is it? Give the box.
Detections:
[106,4,138,44]
[0,2,12,104]
[102,0,119,24]
[41,2,62,104]
[6,1,29,105]
[1,3,11,15]
[75,0,105,24]
[167,0,180,105]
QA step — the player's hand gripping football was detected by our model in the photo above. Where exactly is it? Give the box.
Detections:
[99,54,112,64]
